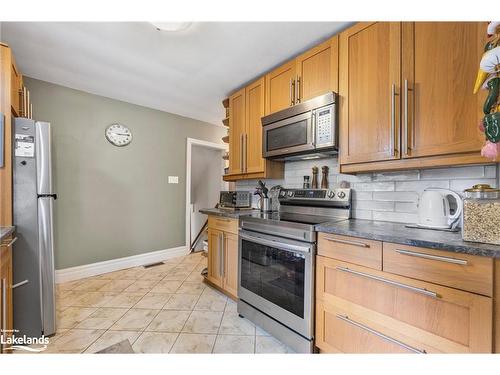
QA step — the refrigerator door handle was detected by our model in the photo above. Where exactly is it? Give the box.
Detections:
[38,197,56,336]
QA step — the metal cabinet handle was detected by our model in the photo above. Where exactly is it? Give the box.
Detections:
[336,314,426,354]
[296,76,301,104]
[323,236,369,248]
[218,233,223,278]
[1,278,6,332]
[216,218,231,223]
[403,79,410,156]
[1,237,17,247]
[221,233,225,278]
[244,134,248,172]
[395,249,468,265]
[336,266,438,298]
[390,83,397,157]
[239,134,244,173]
[289,78,295,106]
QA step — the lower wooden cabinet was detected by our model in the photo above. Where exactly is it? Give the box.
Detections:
[0,236,14,354]
[315,255,492,353]
[206,218,239,299]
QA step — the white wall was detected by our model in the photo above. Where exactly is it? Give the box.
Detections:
[190,145,226,245]
[235,157,499,224]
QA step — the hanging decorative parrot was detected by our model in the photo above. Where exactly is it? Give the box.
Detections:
[474,21,500,160]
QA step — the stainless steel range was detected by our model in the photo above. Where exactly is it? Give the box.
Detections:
[237,187,351,353]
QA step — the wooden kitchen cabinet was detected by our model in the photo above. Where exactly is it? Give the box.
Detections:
[339,21,491,173]
[339,22,401,165]
[296,36,339,102]
[207,228,224,288]
[245,78,266,174]
[316,255,492,353]
[206,217,239,299]
[0,236,14,354]
[10,57,22,117]
[401,22,486,158]
[225,78,284,181]
[265,60,296,114]
[228,87,246,176]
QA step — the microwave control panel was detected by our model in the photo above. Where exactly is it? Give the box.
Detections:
[315,105,334,147]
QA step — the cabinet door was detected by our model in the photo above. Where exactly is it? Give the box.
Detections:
[316,256,492,353]
[207,228,223,287]
[296,36,339,102]
[245,77,266,174]
[228,88,246,175]
[265,60,296,114]
[223,232,239,298]
[401,22,486,158]
[339,22,401,164]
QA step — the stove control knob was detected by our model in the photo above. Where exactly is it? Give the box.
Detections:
[287,191,294,197]
[280,190,286,197]
[327,190,335,199]
[337,191,346,199]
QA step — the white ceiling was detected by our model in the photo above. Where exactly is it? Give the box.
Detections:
[1,22,352,125]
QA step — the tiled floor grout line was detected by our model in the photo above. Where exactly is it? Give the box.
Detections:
[168,284,206,353]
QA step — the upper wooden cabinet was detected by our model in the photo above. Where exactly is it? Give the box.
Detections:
[228,87,246,175]
[401,22,485,158]
[225,78,283,181]
[340,22,491,173]
[296,36,339,102]
[339,22,401,165]
[245,78,266,174]
[265,60,296,114]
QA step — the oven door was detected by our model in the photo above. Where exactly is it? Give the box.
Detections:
[238,229,314,339]
[262,111,315,158]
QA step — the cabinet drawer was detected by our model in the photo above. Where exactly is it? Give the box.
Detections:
[316,256,492,353]
[383,243,493,296]
[316,300,421,353]
[317,233,382,270]
[208,215,238,235]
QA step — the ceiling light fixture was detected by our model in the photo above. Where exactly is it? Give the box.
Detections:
[150,22,192,32]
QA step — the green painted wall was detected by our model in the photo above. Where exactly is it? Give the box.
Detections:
[24,77,226,269]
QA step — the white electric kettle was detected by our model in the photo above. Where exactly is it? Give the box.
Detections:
[417,188,463,229]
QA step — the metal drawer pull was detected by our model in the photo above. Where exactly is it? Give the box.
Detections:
[395,249,468,265]
[1,237,18,247]
[12,280,29,289]
[336,266,438,298]
[216,218,231,223]
[324,237,369,248]
[336,314,426,354]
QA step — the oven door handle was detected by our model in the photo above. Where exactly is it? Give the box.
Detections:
[239,232,311,254]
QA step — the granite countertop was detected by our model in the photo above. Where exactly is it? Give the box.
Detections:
[199,208,259,219]
[0,226,15,242]
[316,219,500,258]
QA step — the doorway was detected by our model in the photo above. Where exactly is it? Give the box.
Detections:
[185,138,228,251]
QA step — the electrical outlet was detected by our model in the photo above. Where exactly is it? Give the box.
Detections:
[168,176,179,184]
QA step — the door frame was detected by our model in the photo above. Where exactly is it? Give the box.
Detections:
[185,137,228,250]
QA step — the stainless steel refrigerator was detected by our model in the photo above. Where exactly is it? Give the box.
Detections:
[13,118,56,337]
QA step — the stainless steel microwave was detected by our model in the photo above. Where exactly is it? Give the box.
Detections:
[262,92,338,160]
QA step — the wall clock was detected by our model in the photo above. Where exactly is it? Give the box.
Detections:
[105,123,132,147]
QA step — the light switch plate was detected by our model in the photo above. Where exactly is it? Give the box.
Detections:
[168,176,179,184]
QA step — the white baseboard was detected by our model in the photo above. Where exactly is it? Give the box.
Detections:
[55,246,189,283]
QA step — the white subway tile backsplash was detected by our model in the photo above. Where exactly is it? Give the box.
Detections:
[373,191,419,202]
[372,170,419,181]
[234,156,498,225]
[395,180,449,192]
[450,178,498,193]
[420,165,486,180]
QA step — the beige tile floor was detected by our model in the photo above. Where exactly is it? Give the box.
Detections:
[41,252,295,354]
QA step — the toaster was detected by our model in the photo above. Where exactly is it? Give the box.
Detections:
[219,191,251,209]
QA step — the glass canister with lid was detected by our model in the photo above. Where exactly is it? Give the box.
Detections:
[462,184,500,245]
